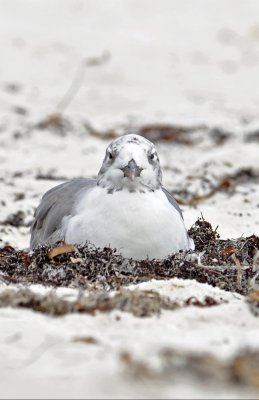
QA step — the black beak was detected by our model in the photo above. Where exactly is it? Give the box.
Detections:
[121,159,142,180]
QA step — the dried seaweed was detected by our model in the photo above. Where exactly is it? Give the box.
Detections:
[175,167,259,206]
[247,291,259,316]
[35,173,68,181]
[86,123,207,144]
[209,127,232,145]
[137,123,206,144]
[86,123,231,146]
[0,287,222,317]
[0,210,27,227]
[121,347,259,391]
[35,113,72,136]
[0,218,258,295]
[245,129,259,143]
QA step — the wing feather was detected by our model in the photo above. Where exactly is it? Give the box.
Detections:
[162,188,183,219]
[30,178,96,249]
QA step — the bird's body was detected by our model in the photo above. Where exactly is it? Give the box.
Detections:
[31,134,194,259]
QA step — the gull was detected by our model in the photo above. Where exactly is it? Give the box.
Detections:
[30,134,194,259]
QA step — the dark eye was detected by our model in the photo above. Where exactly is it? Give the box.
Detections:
[107,150,114,160]
[149,152,156,160]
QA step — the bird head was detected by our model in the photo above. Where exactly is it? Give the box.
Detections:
[97,134,162,192]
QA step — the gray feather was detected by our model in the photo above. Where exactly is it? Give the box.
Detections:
[30,178,96,249]
[162,188,183,219]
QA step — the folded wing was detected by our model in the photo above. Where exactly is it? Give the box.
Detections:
[30,178,96,249]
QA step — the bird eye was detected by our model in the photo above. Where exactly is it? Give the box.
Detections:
[149,152,156,161]
[107,150,114,160]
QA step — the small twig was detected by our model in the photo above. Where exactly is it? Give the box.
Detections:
[231,253,242,290]
[249,250,259,290]
[56,51,111,113]
[253,250,259,270]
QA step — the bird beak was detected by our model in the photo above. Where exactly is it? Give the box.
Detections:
[121,159,142,180]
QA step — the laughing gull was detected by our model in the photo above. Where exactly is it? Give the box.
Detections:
[31,134,194,259]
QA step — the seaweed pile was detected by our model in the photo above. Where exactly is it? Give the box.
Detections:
[0,218,258,295]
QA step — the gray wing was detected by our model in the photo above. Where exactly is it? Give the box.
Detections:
[162,188,183,219]
[30,178,96,249]
[163,188,195,249]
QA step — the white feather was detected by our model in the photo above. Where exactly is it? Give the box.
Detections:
[65,186,190,260]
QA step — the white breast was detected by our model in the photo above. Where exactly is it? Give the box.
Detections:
[64,187,191,259]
